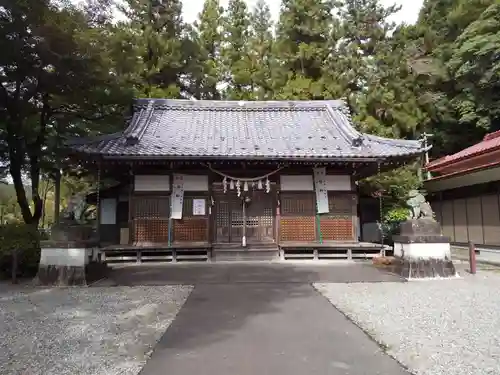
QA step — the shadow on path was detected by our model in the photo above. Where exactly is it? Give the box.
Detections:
[139,282,408,375]
[111,263,407,375]
[103,261,402,286]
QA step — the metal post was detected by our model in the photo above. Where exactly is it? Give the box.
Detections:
[468,241,477,274]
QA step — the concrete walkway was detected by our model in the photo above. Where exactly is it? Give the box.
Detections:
[102,262,402,286]
[139,282,409,375]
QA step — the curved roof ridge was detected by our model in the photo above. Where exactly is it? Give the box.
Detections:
[133,98,347,110]
[363,133,423,149]
[69,98,427,161]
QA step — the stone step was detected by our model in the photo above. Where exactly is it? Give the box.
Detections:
[212,250,279,262]
[212,242,279,261]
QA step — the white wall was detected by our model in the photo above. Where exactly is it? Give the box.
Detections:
[280,174,352,191]
[182,175,209,191]
[325,175,352,191]
[134,175,170,192]
[280,175,314,191]
[100,198,116,225]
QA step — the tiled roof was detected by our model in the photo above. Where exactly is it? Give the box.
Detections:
[68,99,425,161]
[427,130,500,170]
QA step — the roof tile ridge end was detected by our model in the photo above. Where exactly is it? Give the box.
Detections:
[324,101,363,144]
[126,100,155,144]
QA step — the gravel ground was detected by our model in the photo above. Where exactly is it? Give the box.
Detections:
[314,270,500,375]
[0,285,192,375]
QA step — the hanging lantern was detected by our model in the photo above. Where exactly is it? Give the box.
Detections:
[257,180,263,190]
[265,177,270,193]
[230,180,235,190]
[223,176,227,193]
[243,181,249,192]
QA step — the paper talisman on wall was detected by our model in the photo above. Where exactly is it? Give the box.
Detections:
[313,167,329,214]
[171,174,184,220]
[192,198,206,216]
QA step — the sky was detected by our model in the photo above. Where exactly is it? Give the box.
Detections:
[182,0,424,25]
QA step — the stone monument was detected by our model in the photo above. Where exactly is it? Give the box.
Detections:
[391,190,458,279]
[34,194,107,286]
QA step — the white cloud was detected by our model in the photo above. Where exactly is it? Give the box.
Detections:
[182,0,423,25]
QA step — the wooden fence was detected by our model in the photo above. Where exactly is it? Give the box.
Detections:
[431,193,500,246]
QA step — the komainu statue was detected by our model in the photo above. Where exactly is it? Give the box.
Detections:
[405,190,435,220]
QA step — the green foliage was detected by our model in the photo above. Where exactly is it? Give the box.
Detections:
[190,0,224,99]
[116,0,189,98]
[248,0,276,99]
[221,0,252,99]
[359,163,423,213]
[384,207,410,224]
[274,0,334,97]
[0,224,41,279]
[447,3,500,130]
[1,0,128,225]
[405,0,499,156]
[1,0,498,222]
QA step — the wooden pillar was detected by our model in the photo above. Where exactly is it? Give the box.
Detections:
[242,199,247,247]
[275,192,281,246]
[128,166,134,245]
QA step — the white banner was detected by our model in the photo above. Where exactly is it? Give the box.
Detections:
[171,174,184,220]
[313,167,329,214]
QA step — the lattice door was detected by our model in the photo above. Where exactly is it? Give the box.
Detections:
[213,187,242,243]
[246,191,275,243]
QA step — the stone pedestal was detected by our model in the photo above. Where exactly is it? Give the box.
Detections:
[392,218,457,280]
[34,224,108,286]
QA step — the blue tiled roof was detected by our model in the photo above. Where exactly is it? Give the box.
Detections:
[68,99,425,161]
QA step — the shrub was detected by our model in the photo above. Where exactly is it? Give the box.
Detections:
[0,224,41,279]
[382,207,410,245]
[384,207,409,224]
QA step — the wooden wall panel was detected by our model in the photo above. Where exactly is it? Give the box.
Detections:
[131,195,170,244]
[133,219,169,243]
[280,193,316,241]
[280,217,316,241]
[173,218,209,242]
[453,199,468,243]
[431,201,443,225]
[174,195,209,242]
[441,200,455,241]
[320,218,354,241]
[320,193,356,241]
[466,197,484,244]
[482,194,500,245]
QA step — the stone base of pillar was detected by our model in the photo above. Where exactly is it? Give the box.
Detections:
[391,256,457,279]
[392,218,458,280]
[34,247,109,286]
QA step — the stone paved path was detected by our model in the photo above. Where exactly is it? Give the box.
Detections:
[139,281,409,375]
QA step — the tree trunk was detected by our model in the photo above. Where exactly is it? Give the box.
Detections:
[8,145,35,224]
[54,170,61,225]
[11,247,18,284]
